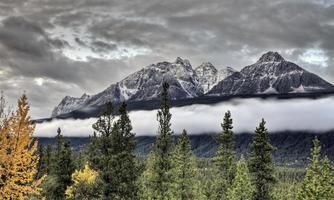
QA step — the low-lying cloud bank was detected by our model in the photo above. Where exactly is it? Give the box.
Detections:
[35,97,334,137]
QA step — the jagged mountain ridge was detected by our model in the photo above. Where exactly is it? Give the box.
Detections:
[52,52,334,117]
[208,51,334,95]
[52,57,209,117]
[195,62,236,93]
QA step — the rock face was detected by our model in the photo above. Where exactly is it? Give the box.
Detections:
[195,62,235,93]
[208,51,334,95]
[52,94,90,117]
[52,57,204,117]
[52,52,334,117]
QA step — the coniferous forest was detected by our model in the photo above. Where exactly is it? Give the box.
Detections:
[0,84,333,200]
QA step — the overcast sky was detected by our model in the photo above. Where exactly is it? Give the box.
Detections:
[1,0,334,118]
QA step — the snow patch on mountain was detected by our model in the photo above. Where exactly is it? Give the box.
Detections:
[52,57,204,117]
[52,52,334,117]
[208,51,334,95]
[51,94,90,117]
[195,62,236,93]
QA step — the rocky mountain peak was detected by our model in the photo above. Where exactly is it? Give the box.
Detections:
[196,62,218,73]
[175,57,191,67]
[51,53,334,118]
[258,51,285,63]
[81,93,90,98]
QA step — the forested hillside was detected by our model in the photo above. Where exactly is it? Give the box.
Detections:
[38,131,334,166]
[1,85,333,199]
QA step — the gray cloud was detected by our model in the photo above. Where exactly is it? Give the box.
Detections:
[91,40,118,53]
[0,0,334,118]
[35,97,334,137]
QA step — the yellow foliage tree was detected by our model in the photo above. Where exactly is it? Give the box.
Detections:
[65,164,100,200]
[0,95,42,199]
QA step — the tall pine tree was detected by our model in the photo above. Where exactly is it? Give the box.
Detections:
[170,129,198,200]
[87,102,114,199]
[143,82,174,199]
[87,102,114,171]
[297,138,334,200]
[249,119,276,200]
[44,128,75,200]
[87,102,139,199]
[227,156,254,200]
[106,102,139,199]
[213,110,236,199]
[45,144,52,174]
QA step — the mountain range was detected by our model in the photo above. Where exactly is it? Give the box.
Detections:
[52,51,334,117]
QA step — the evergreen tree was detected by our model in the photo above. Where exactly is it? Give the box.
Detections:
[249,119,276,200]
[45,144,52,174]
[36,145,46,179]
[139,151,157,199]
[56,139,75,195]
[86,102,115,199]
[44,128,75,200]
[297,138,334,200]
[37,144,52,178]
[86,132,100,170]
[143,82,174,199]
[87,102,139,199]
[321,157,334,199]
[171,130,198,200]
[106,102,139,199]
[87,102,114,170]
[227,156,254,200]
[202,179,216,200]
[213,110,236,199]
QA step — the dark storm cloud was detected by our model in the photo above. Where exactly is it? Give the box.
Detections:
[0,16,53,58]
[0,0,334,118]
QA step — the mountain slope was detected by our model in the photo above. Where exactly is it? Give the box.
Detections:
[195,62,236,93]
[208,51,334,95]
[52,94,90,117]
[52,57,204,117]
[52,51,334,117]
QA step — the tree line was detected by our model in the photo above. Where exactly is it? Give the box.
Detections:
[0,83,333,199]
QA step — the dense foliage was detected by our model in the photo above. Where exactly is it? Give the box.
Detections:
[1,87,333,199]
[0,95,43,199]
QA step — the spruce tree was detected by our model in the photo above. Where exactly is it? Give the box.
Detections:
[87,102,114,199]
[213,110,236,199]
[227,156,254,200]
[45,128,75,200]
[143,82,174,199]
[86,132,100,170]
[171,129,197,200]
[87,102,139,199]
[249,119,276,200]
[297,138,334,200]
[107,102,139,199]
[140,151,158,199]
[45,144,52,174]
[37,145,46,179]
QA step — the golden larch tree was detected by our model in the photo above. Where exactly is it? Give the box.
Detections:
[0,95,42,199]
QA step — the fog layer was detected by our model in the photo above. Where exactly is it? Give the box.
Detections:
[35,97,334,137]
